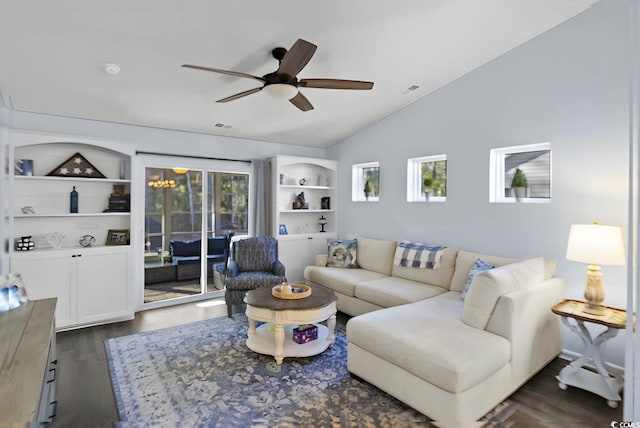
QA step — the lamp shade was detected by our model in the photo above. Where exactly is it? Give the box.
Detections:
[566,223,625,266]
[263,83,298,100]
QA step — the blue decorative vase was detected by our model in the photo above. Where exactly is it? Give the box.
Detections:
[70,186,78,213]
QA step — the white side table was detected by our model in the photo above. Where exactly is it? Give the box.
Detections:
[552,299,628,408]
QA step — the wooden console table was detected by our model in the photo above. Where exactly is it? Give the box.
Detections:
[0,298,58,425]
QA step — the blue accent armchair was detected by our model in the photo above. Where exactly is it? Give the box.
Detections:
[224,236,286,317]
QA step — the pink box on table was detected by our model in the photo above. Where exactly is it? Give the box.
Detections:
[292,324,318,344]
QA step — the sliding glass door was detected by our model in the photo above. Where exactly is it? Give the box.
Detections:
[141,158,250,306]
[144,168,204,303]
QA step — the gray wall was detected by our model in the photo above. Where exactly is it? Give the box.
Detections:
[329,0,631,365]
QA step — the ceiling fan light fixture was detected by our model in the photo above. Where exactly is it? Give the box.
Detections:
[263,83,298,100]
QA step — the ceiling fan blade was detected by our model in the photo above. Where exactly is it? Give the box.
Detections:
[217,87,263,103]
[289,92,314,112]
[277,39,317,77]
[182,64,265,82]
[299,79,374,90]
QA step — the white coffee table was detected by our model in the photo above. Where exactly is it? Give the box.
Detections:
[244,284,337,364]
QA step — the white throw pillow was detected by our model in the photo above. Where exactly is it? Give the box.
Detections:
[463,257,545,330]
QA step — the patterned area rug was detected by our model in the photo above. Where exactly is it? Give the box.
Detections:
[105,315,518,427]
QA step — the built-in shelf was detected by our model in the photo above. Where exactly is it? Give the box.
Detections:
[280,185,334,190]
[279,209,335,214]
[13,175,130,184]
[14,212,129,218]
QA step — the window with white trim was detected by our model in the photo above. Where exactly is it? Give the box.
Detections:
[352,162,380,202]
[407,154,447,202]
[489,142,551,203]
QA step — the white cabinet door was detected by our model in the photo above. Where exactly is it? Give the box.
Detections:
[278,236,308,283]
[75,249,129,324]
[307,235,330,264]
[278,234,333,283]
[11,253,75,328]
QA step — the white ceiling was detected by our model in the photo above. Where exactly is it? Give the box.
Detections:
[0,0,597,148]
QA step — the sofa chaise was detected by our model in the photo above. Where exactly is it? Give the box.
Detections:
[303,237,564,422]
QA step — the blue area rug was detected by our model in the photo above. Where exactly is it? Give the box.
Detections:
[105,315,517,426]
[105,314,430,426]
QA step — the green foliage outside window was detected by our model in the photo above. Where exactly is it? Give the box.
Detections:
[421,161,447,197]
[363,167,379,197]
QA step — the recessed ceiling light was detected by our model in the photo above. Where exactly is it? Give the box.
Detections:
[103,63,121,75]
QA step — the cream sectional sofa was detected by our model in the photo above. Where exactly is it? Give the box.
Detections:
[303,237,564,423]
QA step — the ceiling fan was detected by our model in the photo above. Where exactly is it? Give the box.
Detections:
[182,39,374,112]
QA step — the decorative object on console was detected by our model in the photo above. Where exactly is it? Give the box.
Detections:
[21,206,35,215]
[318,215,327,233]
[70,186,79,213]
[293,192,308,209]
[14,159,33,176]
[79,234,96,247]
[106,229,130,246]
[298,177,310,186]
[327,239,358,269]
[566,222,625,315]
[278,224,288,235]
[46,152,106,178]
[14,236,35,251]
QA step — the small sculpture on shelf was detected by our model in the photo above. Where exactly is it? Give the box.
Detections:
[292,192,309,209]
[319,215,327,233]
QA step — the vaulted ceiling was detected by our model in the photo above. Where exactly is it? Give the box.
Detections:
[0,0,597,148]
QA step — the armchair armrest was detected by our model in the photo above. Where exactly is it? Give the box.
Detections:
[273,259,286,277]
[227,260,239,278]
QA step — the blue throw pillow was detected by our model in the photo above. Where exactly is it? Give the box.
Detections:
[461,258,495,300]
[327,239,358,269]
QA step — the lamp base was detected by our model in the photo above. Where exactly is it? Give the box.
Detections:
[583,264,606,315]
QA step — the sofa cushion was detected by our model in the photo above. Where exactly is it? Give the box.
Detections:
[356,237,397,275]
[461,258,495,300]
[463,257,545,330]
[354,277,446,308]
[347,293,510,394]
[450,250,516,293]
[304,266,387,297]
[171,239,201,257]
[391,247,458,289]
[327,239,359,268]
[207,236,227,256]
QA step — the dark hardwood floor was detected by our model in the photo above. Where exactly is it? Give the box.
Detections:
[50,300,623,427]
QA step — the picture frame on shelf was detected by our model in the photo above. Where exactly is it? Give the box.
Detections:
[279,224,288,235]
[106,229,130,245]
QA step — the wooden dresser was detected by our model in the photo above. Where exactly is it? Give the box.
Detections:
[0,298,57,426]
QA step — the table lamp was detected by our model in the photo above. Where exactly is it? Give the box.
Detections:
[566,222,625,315]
